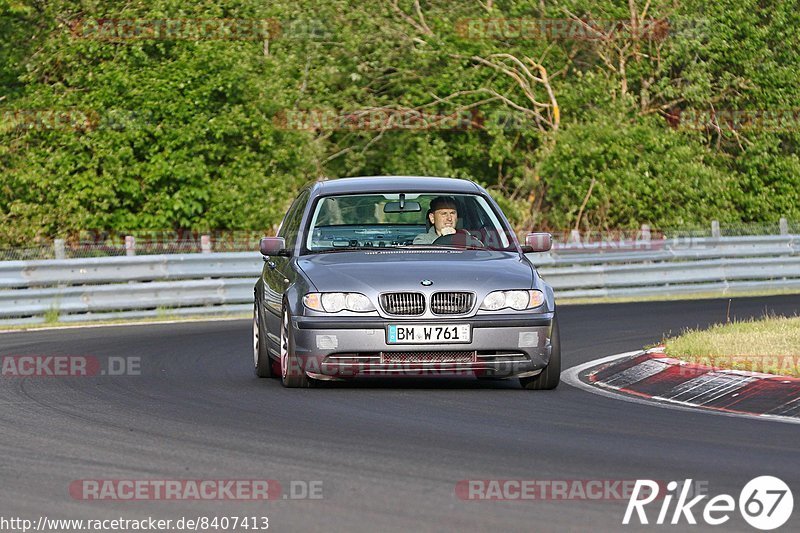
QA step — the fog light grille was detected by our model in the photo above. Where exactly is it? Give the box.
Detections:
[382,351,476,363]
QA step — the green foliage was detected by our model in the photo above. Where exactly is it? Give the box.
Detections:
[540,113,736,230]
[1,0,798,245]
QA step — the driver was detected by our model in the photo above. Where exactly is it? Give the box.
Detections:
[413,196,459,244]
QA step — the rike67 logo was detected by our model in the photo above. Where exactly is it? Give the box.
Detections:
[624,476,793,530]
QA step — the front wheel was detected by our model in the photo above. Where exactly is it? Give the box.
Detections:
[253,302,273,378]
[280,305,310,388]
[519,316,561,390]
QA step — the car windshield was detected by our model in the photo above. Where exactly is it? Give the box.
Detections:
[304,193,514,252]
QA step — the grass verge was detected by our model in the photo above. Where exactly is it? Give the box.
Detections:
[664,315,800,378]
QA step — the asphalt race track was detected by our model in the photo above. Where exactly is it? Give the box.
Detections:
[1,295,799,532]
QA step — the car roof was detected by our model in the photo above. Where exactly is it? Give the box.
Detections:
[311,176,481,197]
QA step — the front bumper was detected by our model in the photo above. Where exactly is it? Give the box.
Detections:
[289,313,555,380]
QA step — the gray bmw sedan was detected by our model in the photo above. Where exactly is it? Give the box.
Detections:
[253,176,559,389]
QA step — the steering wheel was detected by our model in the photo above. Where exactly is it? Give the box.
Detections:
[432,229,484,248]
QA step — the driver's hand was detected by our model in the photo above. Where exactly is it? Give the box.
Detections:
[440,227,457,236]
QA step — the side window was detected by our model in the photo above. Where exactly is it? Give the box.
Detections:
[279,190,310,249]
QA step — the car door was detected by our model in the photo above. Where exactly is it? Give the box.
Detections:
[263,189,310,352]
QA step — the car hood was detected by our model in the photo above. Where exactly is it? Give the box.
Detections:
[297,250,535,293]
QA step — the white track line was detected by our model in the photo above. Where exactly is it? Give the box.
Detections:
[0,316,248,334]
[562,352,800,425]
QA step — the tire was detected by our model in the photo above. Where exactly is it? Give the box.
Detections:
[519,315,561,390]
[253,301,273,378]
[280,304,310,388]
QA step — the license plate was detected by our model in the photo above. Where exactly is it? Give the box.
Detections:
[386,324,471,344]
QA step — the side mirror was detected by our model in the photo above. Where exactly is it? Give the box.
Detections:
[525,232,552,252]
[260,237,286,256]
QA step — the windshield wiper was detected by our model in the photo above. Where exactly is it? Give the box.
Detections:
[404,244,485,251]
[312,246,402,253]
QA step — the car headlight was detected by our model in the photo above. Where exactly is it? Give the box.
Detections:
[480,290,545,311]
[303,292,375,313]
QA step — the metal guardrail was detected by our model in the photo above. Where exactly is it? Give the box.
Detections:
[0,253,261,289]
[0,235,798,325]
[537,235,800,264]
[0,253,263,325]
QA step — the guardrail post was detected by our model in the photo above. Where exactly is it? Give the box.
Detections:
[201,234,212,253]
[780,217,789,235]
[640,224,651,242]
[125,235,136,256]
[711,220,720,239]
[54,239,66,260]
